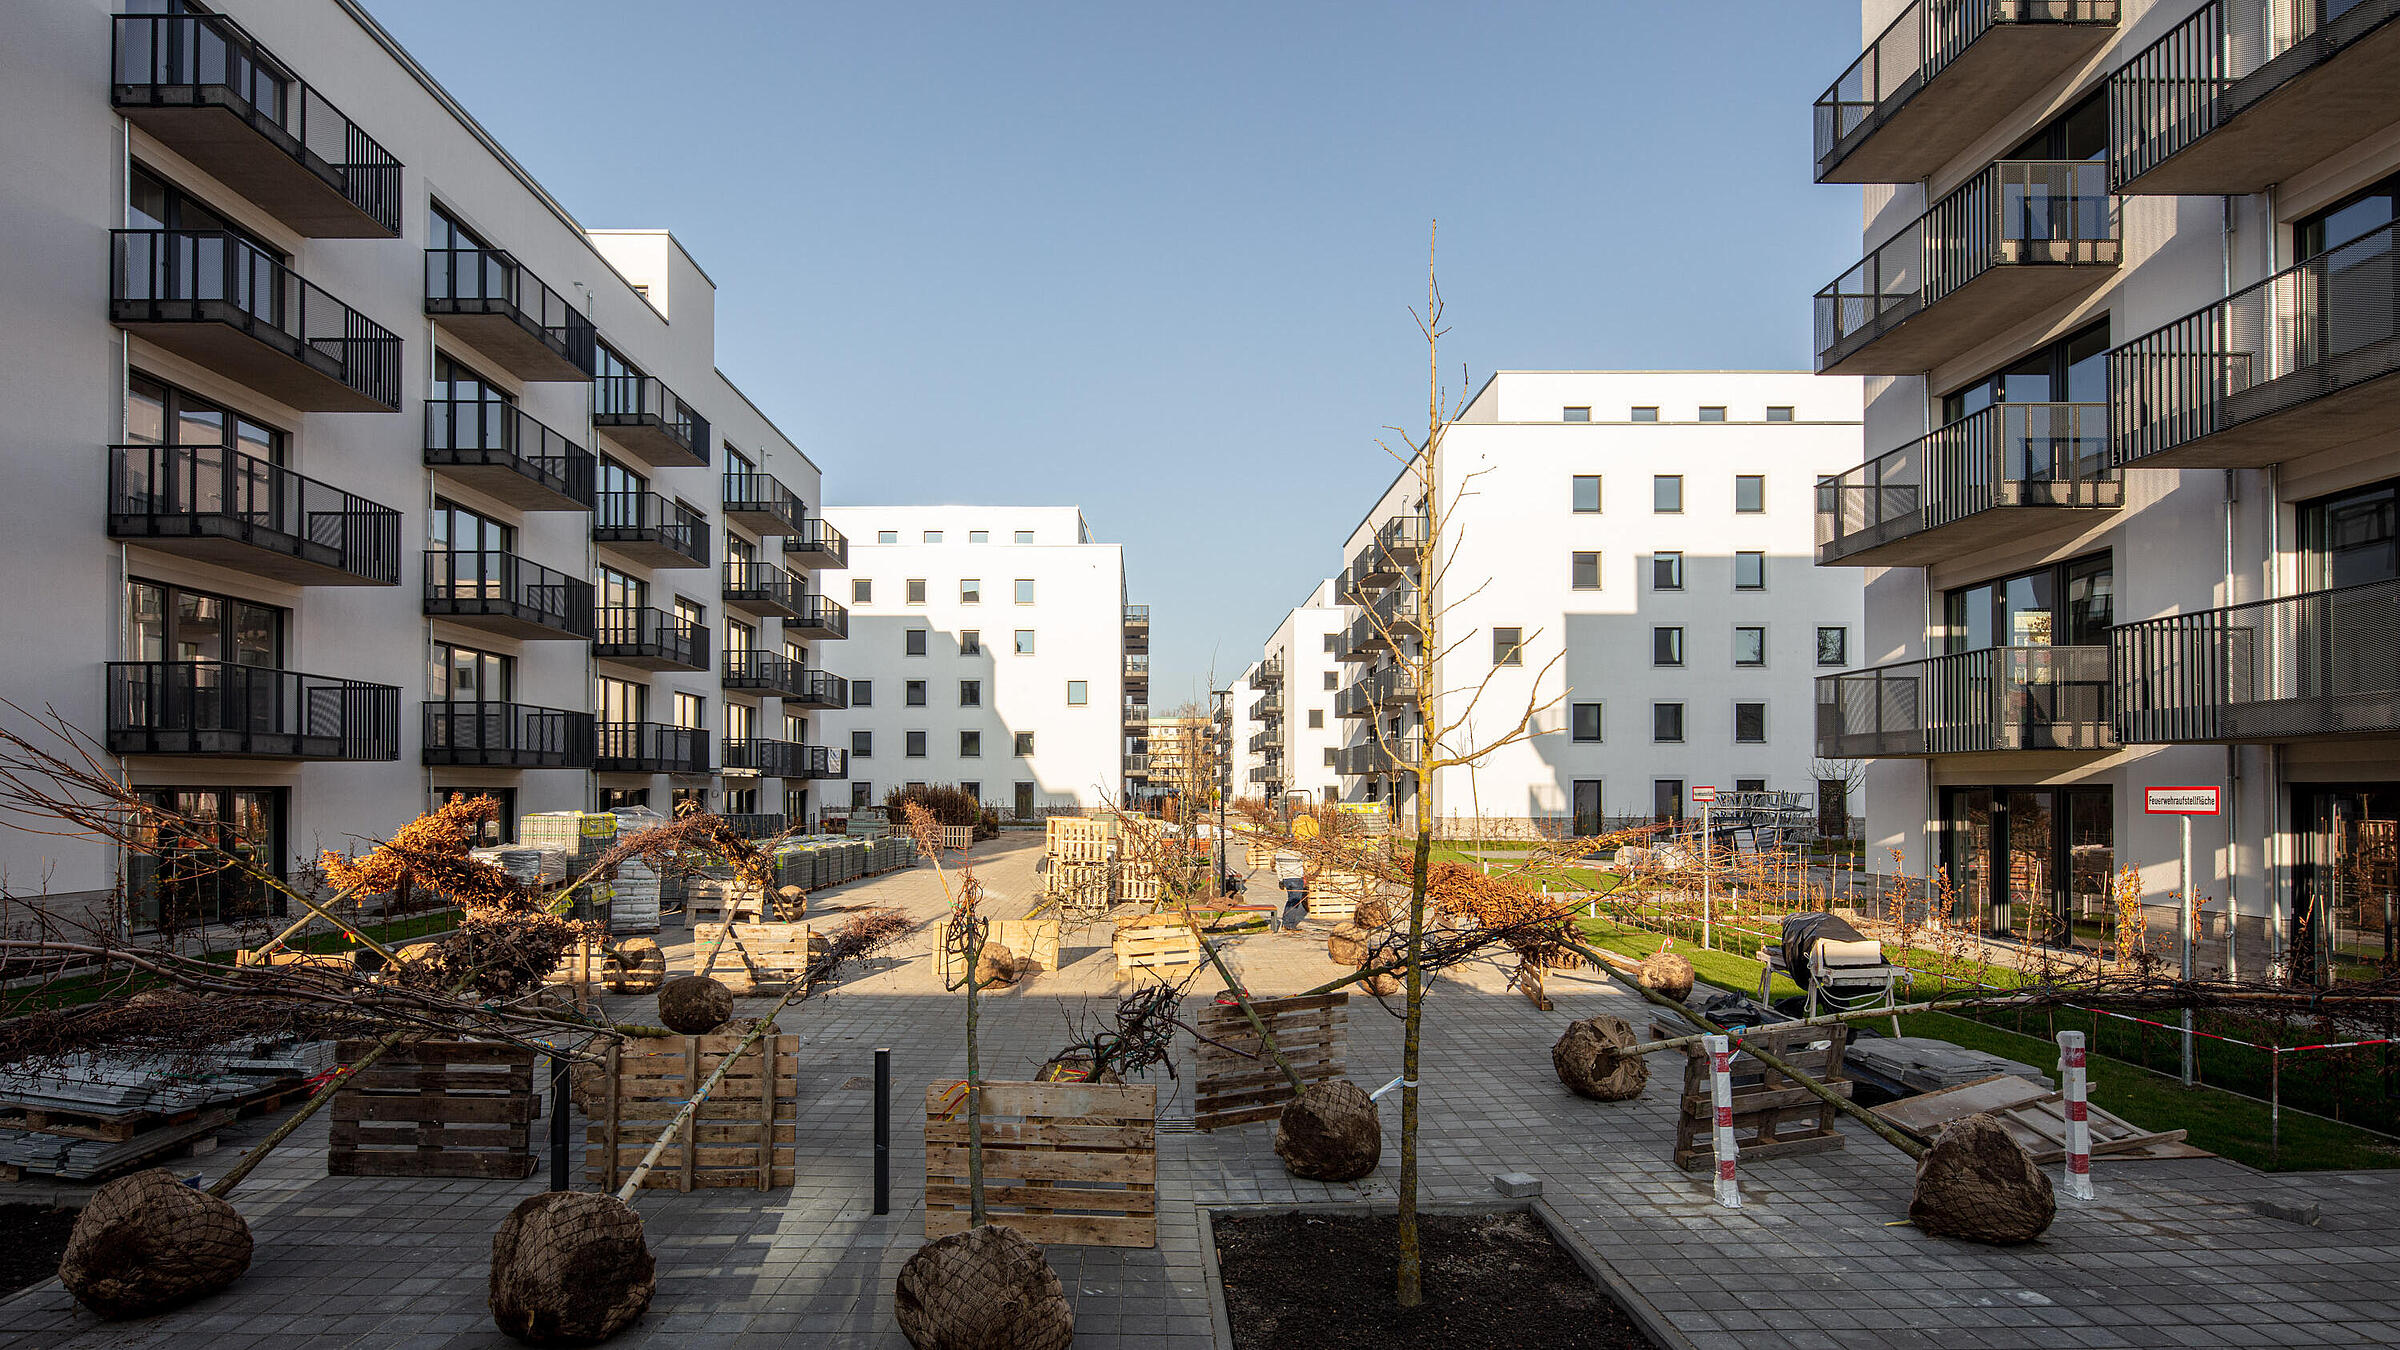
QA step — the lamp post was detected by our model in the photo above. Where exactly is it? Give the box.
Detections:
[1211,688,1232,897]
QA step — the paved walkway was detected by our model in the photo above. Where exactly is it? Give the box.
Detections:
[5,834,2400,1348]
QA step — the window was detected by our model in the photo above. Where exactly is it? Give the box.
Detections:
[1734,626,1766,666]
[923,530,943,544]
[1653,475,1682,512]
[1735,475,1765,513]
[1653,704,1685,742]
[1015,629,1035,655]
[960,578,981,604]
[905,680,927,707]
[960,679,982,707]
[672,692,705,729]
[878,530,898,544]
[960,731,981,757]
[1631,406,1659,423]
[435,787,515,846]
[2300,477,2400,589]
[1941,319,2110,425]
[1766,406,1795,422]
[962,630,981,655]
[1323,633,1339,652]
[1307,710,1324,729]
[1817,626,1849,666]
[1944,552,2113,651]
[1653,627,1684,666]
[851,781,873,808]
[1066,680,1088,706]
[725,532,757,569]
[1562,406,1591,422]
[598,787,648,810]
[1492,627,1523,666]
[905,629,928,657]
[1652,553,1684,590]
[1014,579,1035,604]
[1654,780,1684,821]
[1323,671,1339,690]
[594,675,643,724]
[1324,748,1338,767]
[127,578,284,669]
[852,680,873,707]
[906,579,927,604]
[969,530,989,544]
[1735,552,1765,590]
[431,498,511,554]
[1014,530,1035,544]
[1572,703,1603,742]
[428,642,510,702]
[1014,732,1035,756]
[851,730,873,758]
[1698,406,1727,422]
[1734,702,1767,743]
[1571,551,1602,589]
[1572,475,1602,513]
[852,578,872,604]
[961,781,981,800]
[906,731,927,757]
[674,597,706,633]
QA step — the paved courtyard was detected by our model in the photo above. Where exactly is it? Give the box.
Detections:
[6,832,2400,1348]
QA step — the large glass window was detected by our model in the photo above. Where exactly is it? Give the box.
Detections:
[2296,171,2397,264]
[2300,478,2400,589]
[1941,320,2110,422]
[127,786,284,931]
[1941,784,2115,950]
[429,642,510,702]
[129,579,281,667]
[595,675,644,724]
[1944,553,2112,651]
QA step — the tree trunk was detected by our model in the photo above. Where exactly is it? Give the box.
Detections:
[1397,826,1431,1307]
[965,916,987,1226]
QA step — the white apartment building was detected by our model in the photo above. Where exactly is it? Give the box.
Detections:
[1808,0,2400,979]
[1222,660,1266,806]
[1333,372,1867,836]
[0,0,846,930]
[1253,582,1349,807]
[819,507,1138,818]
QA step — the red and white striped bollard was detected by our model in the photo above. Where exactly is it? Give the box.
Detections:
[2057,1030,2093,1201]
[1704,1033,1740,1210]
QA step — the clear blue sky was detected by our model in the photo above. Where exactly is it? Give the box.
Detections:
[364,0,1861,709]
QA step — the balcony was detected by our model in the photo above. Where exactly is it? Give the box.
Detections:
[2113,578,2400,743]
[1370,588,1424,639]
[107,661,398,760]
[424,247,596,383]
[787,594,850,642]
[722,738,806,777]
[1249,730,1273,753]
[1250,695,1283,723]
[1335,629,1370,663]
[2109,219,2400,470]
[797,745,848,779]
[424,400,593,512]
[1124,605,1150,634]
[422,702,593,769]
[786,517,848,571]
[1346,612,1391,656]
[1814,403,2120,566]
[1248,766,1279,786]
[1814,1,2120,184]
[720,813,788,839]
[592,607,708,673]
[423,550,595,641]
[111,11,401,237]
[1814,161,2118,376]
[1123,702,1149,726]
[594,492,707,569]
[1367,664,1420,709]
[722,472,806,538]
[1126,753,1152,775]
[592,374,708,468]
[1250,658,1284,691]
[111,230,401,411]
[724,561,803,620]
[107,444,400,586]
[1125,654,1150,683]
[1338,736,1422,777]
[2109,0,2400,197]
[723,651,848,708]
[594,722,709,775]
[1350,514,1430,589]
[1814,645,2114,758]
[1336,683,1371,719]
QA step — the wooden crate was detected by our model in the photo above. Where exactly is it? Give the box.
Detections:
[940,918,1062,986]
[1112,913,1202,978]
[1244,843,1277,869]
[1194,993,1349,1130]
[693,923,815,994]
[686,878,769,926]
[329,1039,538,1179]
[585,1033,798,1190]
[1671,1022,1849,1173]
[925,1081,1156,1247]
[1307,869,1372,922]
[541,938,610,999]
[940,824,974,853]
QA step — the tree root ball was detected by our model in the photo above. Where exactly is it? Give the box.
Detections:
[1552,1016,1650,1101]
[1636,952,1695,1003]
[605,939,664,994]
[774,885,808,920]
[58,1167,253,1319]
[1036,1054,1125,1085]
[894,1223,1074,1350]
[1907,1112,2055,1245]
[1360,971,1402,997]
[489,1191,655,1346]
[1326,924,1374,968]
[655,975,734,1034]
[974,943,1023,988]
[1274,1079,1383,1181]
[1353,896,1393,929]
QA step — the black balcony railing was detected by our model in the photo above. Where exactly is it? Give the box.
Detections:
[1347,611,1391,655]
[1368,664,1420,708]
[423,549,595,640]
[1815,645,2114,758]
[423,398,594,512]
[592,373,708,468]
[723,650,848,707]
[1814,403,2119,565]
[592,606,708,672]
[593,491,707,568]
[424,247,597,382]
[111,11,402,236]
[594,722,709,775]
[108,660,398,760]
[107,443,401,586]
[723,561,803,618]
[789,593,850,640]
[2113,577,2400,743]
[1339,736,1422,777]
[1814,160,2117,375]
[2110,218,2400,470]
[787,517,848,570]
[1351,515,1429,588]
[723,738,804,777]
[1814,0,2121,183]
[1248,730,1272,753]
[1250,695,1283,722]
[111,229,402,411]
[1335,683,1371,719]
[722,472,806,536]
[422,702,593,769]
[720,813,789,839]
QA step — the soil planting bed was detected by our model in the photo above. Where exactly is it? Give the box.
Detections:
[1212,1208,1656,1349]
[0,1204,78,1297]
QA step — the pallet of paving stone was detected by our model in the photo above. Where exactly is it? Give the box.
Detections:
[0,1107,234,1181]
[693,923,816,994]
[1113,913,1203,979]
[585,1034,797,1191]
[1194,993,1349,1130]
[939,918,1062,988]
[1872,1073,2200,1162]
[924,1081,1157,1247]
[329,1039,538,1179]
[1671,1022,1850,1172]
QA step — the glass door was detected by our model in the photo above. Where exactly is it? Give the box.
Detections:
[1941,787,1993,929]
[2002,789,2056,942]
[2296,785,2400,984]
[1573,780,1603,837]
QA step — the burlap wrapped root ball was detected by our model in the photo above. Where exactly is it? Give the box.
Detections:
[1552,1015,1650,1101]
[774,885,808,920]
[1908,1112,2056,1245]
[973,942,1023,988]
[655,974,734,1034]
[490,1190,655,1346]
[58,1167,253,1319]
[1637,951,1696,1003]
[894,1223,1073,1350]
[1353,896,1393,929]
[1275,1079,1383,1181]
[1326,925,1401,996]
[605,938,664,994]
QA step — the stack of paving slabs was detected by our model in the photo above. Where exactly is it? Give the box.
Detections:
[610,856,662,933]
[0,1037,333,1180]
[1843,1036,2055,1095]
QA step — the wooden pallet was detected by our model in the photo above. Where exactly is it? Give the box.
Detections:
[693,923,816,995]
[329,1039,538,1179]
[940,824,974,853]
[1307,869,1372,922]
[234,947,358,969]
[940,918,1062,987]
[925,1081,1156,1247]
[585,1034,797,1190]
[686,879,770,926]
[1113,913,1203,978]
[1243,843,1276,868]
[1671,1023,1850,1173]
[1194,994,1348,1130]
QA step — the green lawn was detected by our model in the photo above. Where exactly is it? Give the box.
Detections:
[1429,843,1619,895]
[13,909,463,1013]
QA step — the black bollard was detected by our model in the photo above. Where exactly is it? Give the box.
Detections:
[873,1046,890,1215]
[550,1051,572,1192]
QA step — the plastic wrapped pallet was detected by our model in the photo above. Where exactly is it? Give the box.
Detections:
[609,857,661,934]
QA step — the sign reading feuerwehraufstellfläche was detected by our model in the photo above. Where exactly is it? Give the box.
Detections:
[2144,786,2221,815]
[1691,786,1717,804]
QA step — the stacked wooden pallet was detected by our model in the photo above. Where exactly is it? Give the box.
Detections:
[329,1039,538,1179]
[1194,994,1349,1130]
[587,1033,797,1191]
[693,923,817,995]
[0,1040,332,1181]
[1308,868,1374,922]
[1113,913,1202,978]
[925,1081,1156,1247]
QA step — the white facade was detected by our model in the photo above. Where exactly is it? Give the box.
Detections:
[1258,581,1349,806]
[1223,660,1266,805]
[820,507,1130,816]
[1334,372,1867,834]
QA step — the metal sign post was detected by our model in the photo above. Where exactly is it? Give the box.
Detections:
[2145,786,2222,1088]
[1693,786,1717,951]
